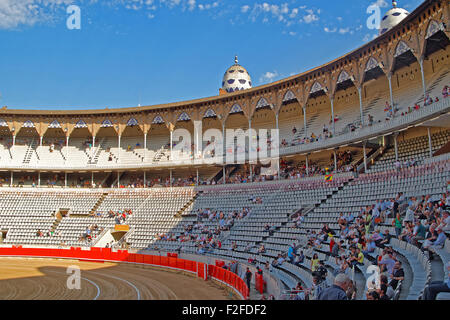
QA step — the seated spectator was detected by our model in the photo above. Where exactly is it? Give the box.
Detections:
[422,261,450,300]
[317,273,351,300]
[389,260,405,290]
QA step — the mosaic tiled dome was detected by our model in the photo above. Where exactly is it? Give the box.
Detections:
[222,56,252,93]
[379,1,409,35]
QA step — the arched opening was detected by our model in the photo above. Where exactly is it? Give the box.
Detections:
[306,82,332,141]
[69,124,93,167]
[173,112,194,161]
[278,91,302,147]
[148,116,170,164]
[333,71,360,135]
[96,123,119,165]
[40,125,66,166]
[121,119,144,164]
[0,123,13,162]
[202,108,222,161]
[14,121,40,165]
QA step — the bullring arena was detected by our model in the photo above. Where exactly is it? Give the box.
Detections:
[0,0,449,301]
[0,257,235,300]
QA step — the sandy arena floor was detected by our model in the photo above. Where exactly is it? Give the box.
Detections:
[0,257,238,300]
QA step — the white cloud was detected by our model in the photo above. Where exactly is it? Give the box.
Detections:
[259,71,279,83]
[303,9,319,24]
[0,0,73,29]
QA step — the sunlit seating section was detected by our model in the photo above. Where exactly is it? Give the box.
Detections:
[368,129,450,173]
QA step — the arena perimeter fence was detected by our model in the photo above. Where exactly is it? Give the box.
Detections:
[0,246,249,300]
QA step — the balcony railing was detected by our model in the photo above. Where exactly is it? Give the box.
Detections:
[1,98,448,171]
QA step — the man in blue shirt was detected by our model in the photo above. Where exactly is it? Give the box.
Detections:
[317,273,350,300]
[422,261,450,300]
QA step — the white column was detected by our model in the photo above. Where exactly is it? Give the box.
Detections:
[117,135,121,163]
[394,133,399,161]
[305,154,309,175]
[387,73,394,108]
[275,113,279,130]
[248,119,252,182]
[330,97,335,135]
[303,106,307,137]
[143,132,147,162]
[40,136,43,147]
[363,142,368,172]
[117,172,120,188]
[65,172,67,188]
[38,172,41,187]
[334,150,338,173]
[66,136,69,160]
[223,166,226,185]
[10,172,13,187]
[170,130,173,161]
[143,171,146,187]
[12,135,16,146]
[91,172,94,186]
[92,136,96,158]
[419,57,427,99]
[358,86,364,127]
[427,127,433,158]
[196,168,199,186]
[170,169,172,188]
[222,122,226,167]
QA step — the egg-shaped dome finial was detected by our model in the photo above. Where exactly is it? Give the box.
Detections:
[379,1,409,35]
[221,56,252,93]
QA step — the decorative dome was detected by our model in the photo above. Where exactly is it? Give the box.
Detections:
[379,1,409,35]
[221,56,252,93]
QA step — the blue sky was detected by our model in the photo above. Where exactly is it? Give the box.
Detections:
[0,0,423,110]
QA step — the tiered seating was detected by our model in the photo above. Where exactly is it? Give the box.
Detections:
[368,130,450,173]
[0,190,104,246]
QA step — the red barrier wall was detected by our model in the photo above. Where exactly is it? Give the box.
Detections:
[0,247,248,299]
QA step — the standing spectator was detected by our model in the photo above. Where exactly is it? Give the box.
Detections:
[245,267,252,291]
[393,212,403,238]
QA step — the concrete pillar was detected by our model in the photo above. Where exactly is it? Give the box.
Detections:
[196,168,199,186]
[305,154,309,175]
[143,171,146,187]
[40,136,43,147]
[144,133,147,162]
[222,123,226,167]
[363,142,368,172]
[10,172,13,187]
[38,172,41,187]
[66,136,69,160]
[394,133,398,161]
[117,135,121,162]
[223,166,226,185]
[91,172,94,187]
[92,136,96,158]
[170,169,172,188]
[394,133,399,161]
[330,97,335,135]
[170,130,173,161]
[117,172,120,188]
[303,106,307,138]
[419,57,427,99]
[65,172,67,188]
[387,73,394,108]
[427,127,433,158]
[334,150,338,173]
[12,135,15,147]
[358,86,364,127]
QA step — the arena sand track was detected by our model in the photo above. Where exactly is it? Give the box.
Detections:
[0,257,238,300]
